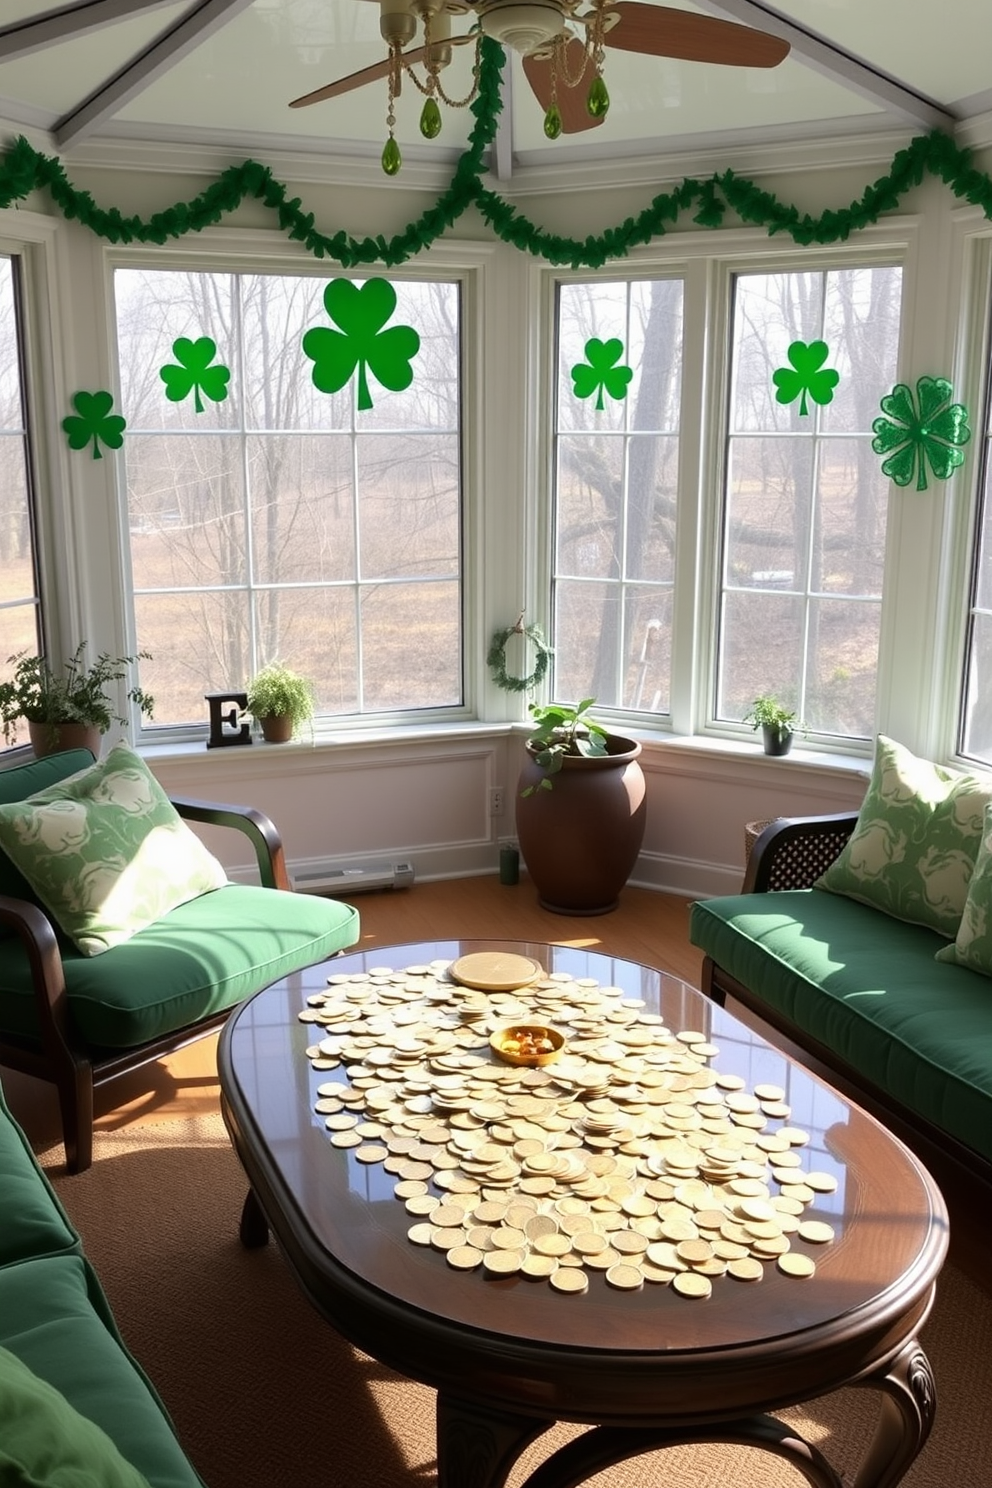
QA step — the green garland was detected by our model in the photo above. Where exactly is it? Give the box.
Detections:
[487,622,552,693]
[2,39,992,268]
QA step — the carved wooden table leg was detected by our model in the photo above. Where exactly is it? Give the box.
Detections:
[851,1339,937,1488]
[436,1395,550,1488]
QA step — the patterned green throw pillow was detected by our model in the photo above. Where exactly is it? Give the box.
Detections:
[815,735,992,937]
[936,802,992,974]
[0,743,227,957]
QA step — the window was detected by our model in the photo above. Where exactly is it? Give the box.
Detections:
[114,268,463,731]
[717,264,902,740]
[0,252,42,716]
[551,278,684,712]
[960,287,992,765]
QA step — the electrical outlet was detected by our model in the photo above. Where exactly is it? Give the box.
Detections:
[489,786,504,816]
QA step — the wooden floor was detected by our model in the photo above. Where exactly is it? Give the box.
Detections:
[2,876,704,1151]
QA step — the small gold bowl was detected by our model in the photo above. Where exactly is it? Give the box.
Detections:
[490,1023,565,1068]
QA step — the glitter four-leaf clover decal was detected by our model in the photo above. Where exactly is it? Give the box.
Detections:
[160,337,230,413]
[772,340,839,416]
[571,338,632,411]
[872,377,971,491]
[62,391,127,460]
[302,278,420,411]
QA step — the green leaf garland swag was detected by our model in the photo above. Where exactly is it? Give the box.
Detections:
[487,622,552,693]
[4,43,992,270]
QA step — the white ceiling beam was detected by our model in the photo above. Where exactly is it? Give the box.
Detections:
[491,59,514,182]
[0,0,179,62]
[689,0,956,132]
[54,0,255,149]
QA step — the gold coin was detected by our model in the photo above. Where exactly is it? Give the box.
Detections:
[431,1205,469,1228]
[676,1238,714,1264]
[778,1251,816,1278]
[803,1171,839,1193]
[533,1233,573,1257]
[606,1263,643,1290]
[329,1131,363,1148]
[491,1226,528,1250]
[483,1248,524,1275]
[324,1113,359,1131]
[549,1268,589,1294]
[394,1179,429,1199]
[797,1220,835,1244]
[407,1223,435,1245]
[673,1271,712,1299]
[521,1253,559,1279]
[354,1144,388,1164]
[727,1256,764,1281]
[571,1232,609,1256]
[581,1246,621,1271]
[446,1245,484,1270]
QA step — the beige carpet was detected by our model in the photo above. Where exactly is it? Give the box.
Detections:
[42,1115,991,1488]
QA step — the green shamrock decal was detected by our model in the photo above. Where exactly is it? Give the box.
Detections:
[62,390,127,460]
[160,336,230,413]
[571,338,632,411]
[871,377,971,491]
[771,340,839,416]
[302,278,420,412]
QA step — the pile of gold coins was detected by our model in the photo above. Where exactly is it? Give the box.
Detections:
[298,959,838,1298]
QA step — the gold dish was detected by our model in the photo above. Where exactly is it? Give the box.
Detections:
[490,1023,565,1067]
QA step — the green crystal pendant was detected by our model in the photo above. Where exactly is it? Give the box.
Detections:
[543,104,562,141]
[420,98,442,140]
[587,75,610,119]
[381,135,402,176]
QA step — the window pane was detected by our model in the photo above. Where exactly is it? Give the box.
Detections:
[552,278,683,715]
[718,263,902,741]
[961,322,992,764]
[116,268,463,727]
[0,254,41,690]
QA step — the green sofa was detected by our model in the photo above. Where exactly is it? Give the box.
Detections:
[0,746,361,1171]
[0,1073,205,1486]
[689,812,992,1187]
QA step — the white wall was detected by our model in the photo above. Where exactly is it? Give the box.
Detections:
[4,121,988,900]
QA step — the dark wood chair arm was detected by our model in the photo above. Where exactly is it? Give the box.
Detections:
[171,797,290,890]
[0,893,72,1044]
[743,812,859,893]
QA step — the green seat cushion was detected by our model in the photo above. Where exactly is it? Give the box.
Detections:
[0,746,228,957]
[689,888,992,1163]
[814,734,992,937]
[0,1079,79,1268]
[0,1343,153,1488]
[0,1254,203,1488]
[0,884,360,1047]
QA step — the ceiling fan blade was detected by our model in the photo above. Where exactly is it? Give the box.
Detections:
[522,42,605,135]
[606,4,790,67]
[289,32,476,108]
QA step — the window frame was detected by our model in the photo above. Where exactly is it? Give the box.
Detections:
[537,225,918,758]
[104,231,489,745]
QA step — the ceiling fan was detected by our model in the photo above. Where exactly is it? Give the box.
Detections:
[289,0,790,154]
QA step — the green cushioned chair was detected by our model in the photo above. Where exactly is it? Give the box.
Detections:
[0,747,360,1173]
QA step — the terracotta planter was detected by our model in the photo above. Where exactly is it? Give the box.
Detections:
[258,714,294,743]
[515,734,647,915]
[28,720,102,759]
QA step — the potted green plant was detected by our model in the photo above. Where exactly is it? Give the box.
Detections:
[245,662,315,743]
[743,695,803,756]
[0,644,153,757]
[515,698,646,915]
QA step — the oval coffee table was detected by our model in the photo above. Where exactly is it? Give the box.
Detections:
[218,939,948,1488]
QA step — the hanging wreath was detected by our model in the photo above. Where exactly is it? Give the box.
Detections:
[487,621,552,693]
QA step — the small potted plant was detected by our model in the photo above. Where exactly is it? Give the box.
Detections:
[245,662,315,743]
[743,695,803,756]
[0,644,153,757]
[514,697,647,915]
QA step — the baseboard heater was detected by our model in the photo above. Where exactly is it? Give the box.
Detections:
[292,860,415,896]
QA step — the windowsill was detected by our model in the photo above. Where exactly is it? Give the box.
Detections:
[138,719,871,783]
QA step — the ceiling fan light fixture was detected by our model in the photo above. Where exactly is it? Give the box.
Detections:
[478,0,566,56]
